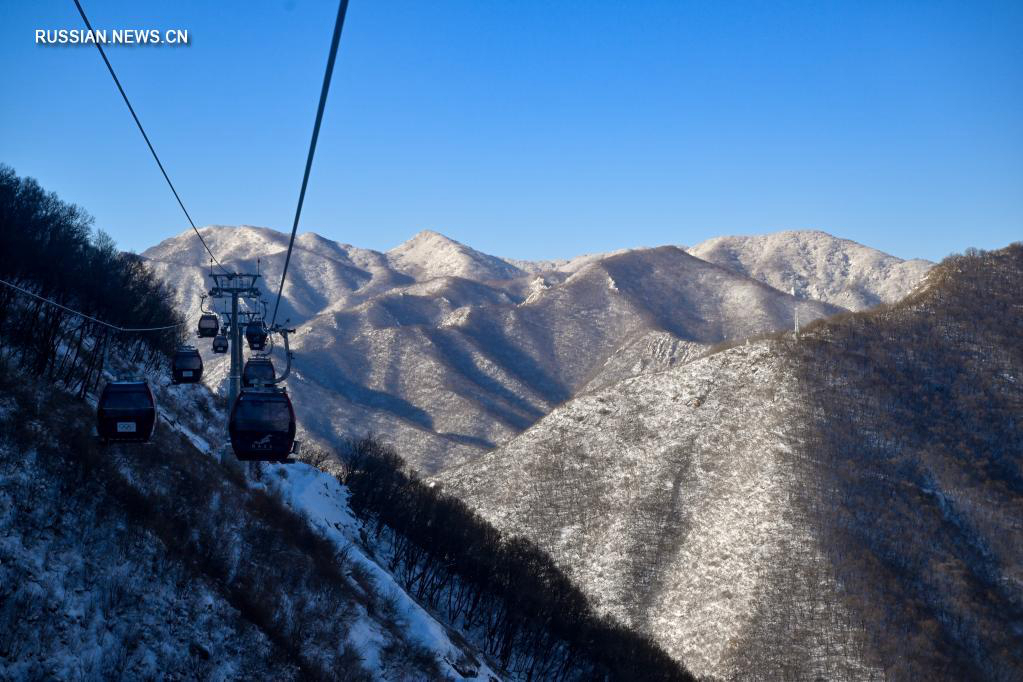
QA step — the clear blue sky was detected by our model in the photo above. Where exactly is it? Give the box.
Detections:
[2,1,1020,262]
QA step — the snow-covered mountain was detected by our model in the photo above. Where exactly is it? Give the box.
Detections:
[143,226,925,473]
[437,245,1023,680]
[687,230,933,310]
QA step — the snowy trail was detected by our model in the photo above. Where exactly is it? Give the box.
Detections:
[266,463,502,680]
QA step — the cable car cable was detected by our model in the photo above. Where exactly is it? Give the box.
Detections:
[0,278,186,333]
[270,0,350,327]
[71,0,228,275]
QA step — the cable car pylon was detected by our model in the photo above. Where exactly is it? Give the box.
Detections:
[206,272,262,407]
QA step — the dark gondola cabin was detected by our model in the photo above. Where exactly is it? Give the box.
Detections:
[212,334,229,354]
[197,313,219,338]
[242,357,276,388]
[229,388,296,461]
[97,381,156,443]
[245,321,269,351]
[172,347,204,384]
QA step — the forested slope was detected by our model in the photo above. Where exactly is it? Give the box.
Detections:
[441,244,1023,680]
[785,244,1023,679]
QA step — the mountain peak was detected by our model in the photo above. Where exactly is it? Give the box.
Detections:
[142,224,293,264]
[387,230,525,282]
[403,228,454,243]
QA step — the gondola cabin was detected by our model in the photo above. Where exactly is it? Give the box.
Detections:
[212,334,229,354]
[197,313,219,338]
[245,322,269,351]
[242,357,276,388]
[97,381,156,443]
[172,347,204,384]
[229,388,296,461]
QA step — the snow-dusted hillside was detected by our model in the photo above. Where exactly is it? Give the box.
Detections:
[0,359,503,680]
[438,342,878,679]
[687,230,932,310]
[438,245,1023,680]
[143,226,871,473]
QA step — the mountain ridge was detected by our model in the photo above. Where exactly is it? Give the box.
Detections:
[687,229,933,309]
[143,225,930,473]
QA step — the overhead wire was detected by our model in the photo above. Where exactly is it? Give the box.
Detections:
[0,277,187,333]
[71,0,228,274]
[270,0,350,327]
[72,0,351,330]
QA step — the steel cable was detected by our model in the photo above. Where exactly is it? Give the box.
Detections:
[72,0,228,274]
[271,0,350,327]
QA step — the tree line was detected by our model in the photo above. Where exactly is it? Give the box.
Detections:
[0,164,184,395]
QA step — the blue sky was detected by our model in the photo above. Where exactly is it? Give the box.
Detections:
[1,1,1020,262]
